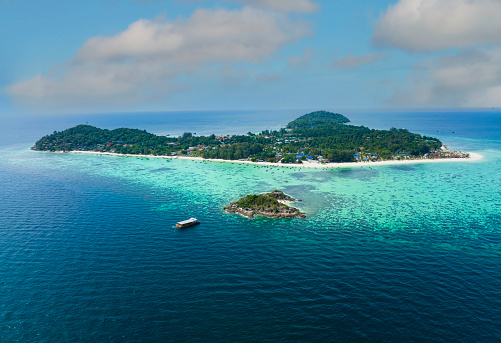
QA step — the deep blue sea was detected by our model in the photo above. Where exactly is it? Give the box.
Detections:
[1,110,500,342]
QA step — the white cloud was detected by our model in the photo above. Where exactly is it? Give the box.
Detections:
[226,0,319,13]
[75,8,307,64]
[390,48,501,107]
[373,0,501,52]
[332,53,383,69]
[7,7,311,110]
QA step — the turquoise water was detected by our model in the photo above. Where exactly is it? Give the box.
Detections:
[1,111,500,341]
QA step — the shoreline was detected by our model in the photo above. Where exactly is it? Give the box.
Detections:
[54,150,484,169]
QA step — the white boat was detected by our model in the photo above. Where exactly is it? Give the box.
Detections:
[175,217,200,228]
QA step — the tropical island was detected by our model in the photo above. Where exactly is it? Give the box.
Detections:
[33,111,471,164]
[224,190,305,219]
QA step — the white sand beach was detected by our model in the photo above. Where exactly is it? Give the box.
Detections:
[65,150,484,169]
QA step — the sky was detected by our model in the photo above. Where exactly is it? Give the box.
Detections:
[2,0,501,116]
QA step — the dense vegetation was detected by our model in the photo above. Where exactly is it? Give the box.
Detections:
[224,190,305,218]
[235,193,286,213]
[33,110,443,163]
[234,191,294,211]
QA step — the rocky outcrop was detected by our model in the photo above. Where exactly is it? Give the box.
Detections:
[224,191,305,219]
[268,190,298,202]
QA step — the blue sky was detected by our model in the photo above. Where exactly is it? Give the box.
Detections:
[2,0,501,116]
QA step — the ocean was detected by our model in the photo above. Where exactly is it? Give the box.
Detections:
[1,110,500,342]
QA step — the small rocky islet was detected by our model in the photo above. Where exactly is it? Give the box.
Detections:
[224,190,305,219]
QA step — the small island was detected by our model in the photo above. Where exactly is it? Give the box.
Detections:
[224,190,306,219]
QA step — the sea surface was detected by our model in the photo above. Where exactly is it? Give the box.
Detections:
[1,110,500,342]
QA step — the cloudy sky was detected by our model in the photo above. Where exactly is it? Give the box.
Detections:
[2,0,501,115]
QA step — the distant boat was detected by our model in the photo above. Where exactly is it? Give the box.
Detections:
[176,217,200,228]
